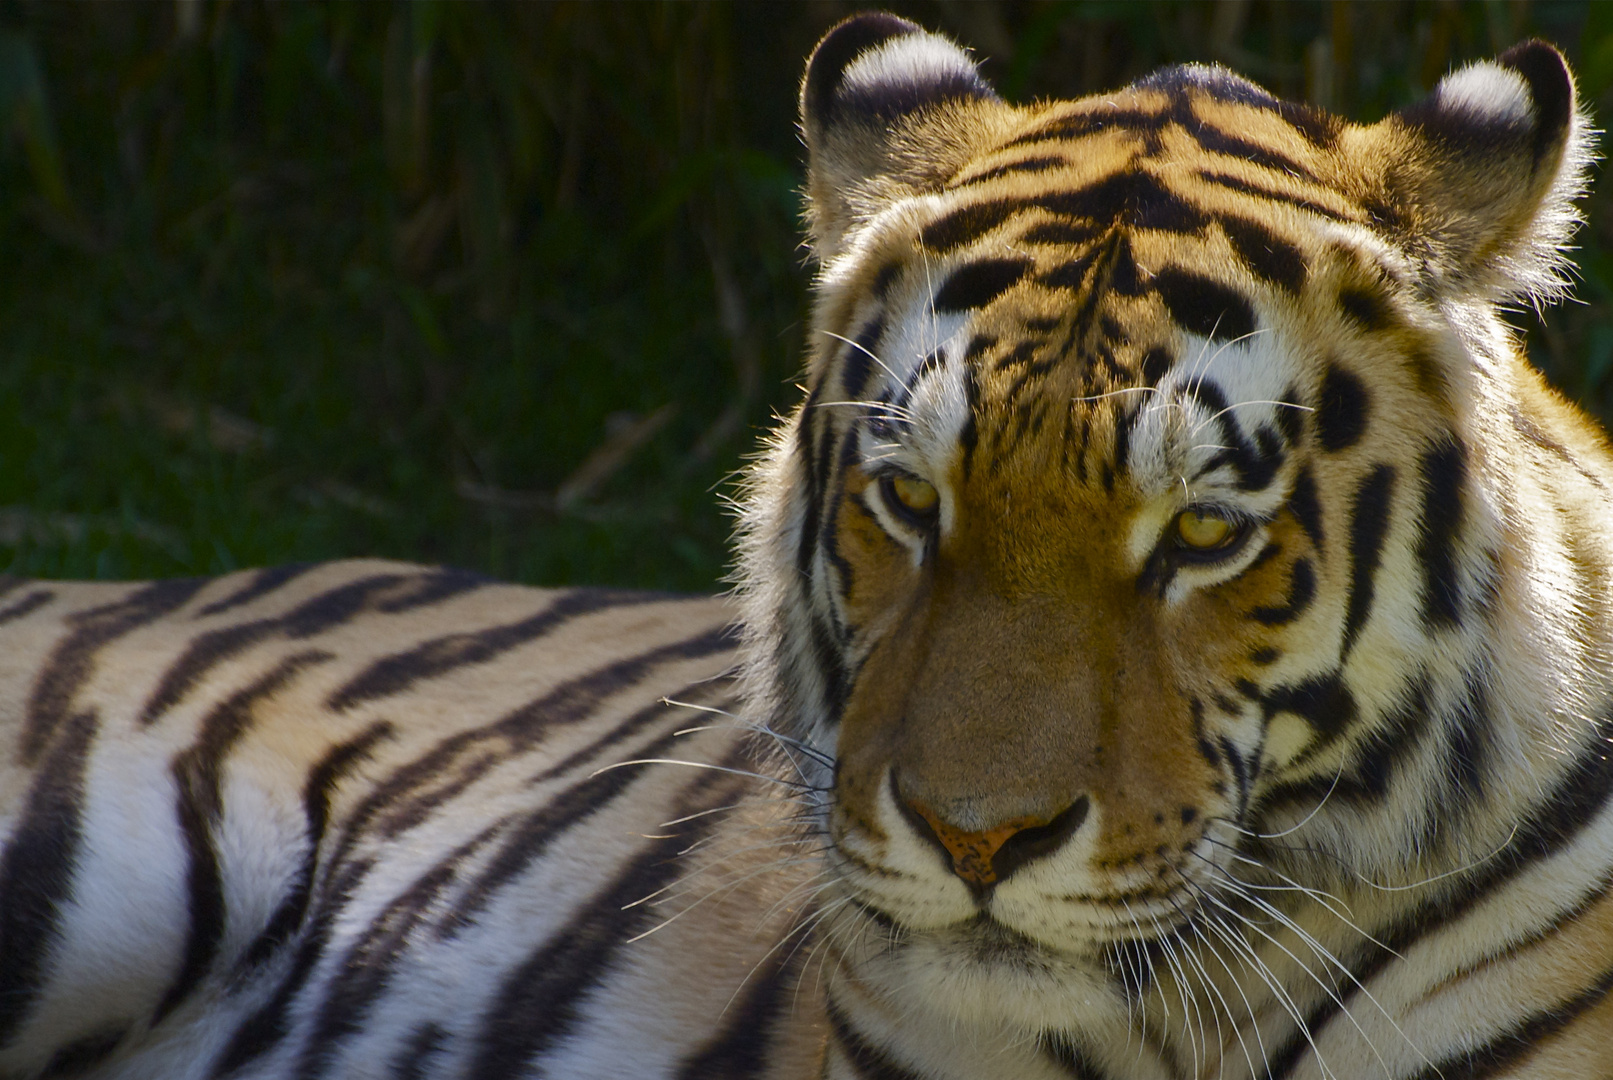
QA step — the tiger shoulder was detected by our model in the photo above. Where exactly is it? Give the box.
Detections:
[4,13,1613,1080]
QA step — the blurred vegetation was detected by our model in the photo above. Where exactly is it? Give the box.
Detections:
[0,1,1605,590]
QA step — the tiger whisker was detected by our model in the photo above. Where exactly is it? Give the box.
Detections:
[1188,399,1315,440]
[590,758,816,789]
[1184,912,1267,1080]
[819,329,907,386]
[1190,894,1340,1080]
[1178,866,1422,1078]
[1163,892,1228,1079]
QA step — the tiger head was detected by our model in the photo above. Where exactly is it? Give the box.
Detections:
[737,11,1595,1006]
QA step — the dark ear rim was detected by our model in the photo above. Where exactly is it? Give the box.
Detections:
[801,12,996,134]
[803,12,923,127]
[1496,40,1574,159]
[1399,39,1575,164]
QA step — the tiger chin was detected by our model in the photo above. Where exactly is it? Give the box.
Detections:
[5,12,1613,1080]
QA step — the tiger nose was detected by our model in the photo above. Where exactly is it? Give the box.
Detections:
[898,791,1091,890]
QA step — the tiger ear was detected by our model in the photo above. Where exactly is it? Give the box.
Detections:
[801,13,1002,264]
[1348,41,1592,302]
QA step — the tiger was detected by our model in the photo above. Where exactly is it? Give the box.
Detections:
[2,10,1611,1079]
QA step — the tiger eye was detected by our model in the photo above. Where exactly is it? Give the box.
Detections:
[888,474,939,516]
[1175,509,1235,550]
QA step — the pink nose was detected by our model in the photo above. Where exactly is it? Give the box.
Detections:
[900,793,1092,889]
[902,802,1046,886]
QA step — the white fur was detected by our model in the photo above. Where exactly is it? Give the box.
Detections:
[839,34,978,103]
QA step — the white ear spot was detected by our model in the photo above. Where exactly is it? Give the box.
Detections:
[1434,62,1534,126]
[840,34,980,101]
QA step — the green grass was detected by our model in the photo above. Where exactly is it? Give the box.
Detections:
[0,2,1607,591]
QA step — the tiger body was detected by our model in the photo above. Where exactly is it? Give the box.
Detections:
[5,12,1613,1080]
[0,565,822,1079]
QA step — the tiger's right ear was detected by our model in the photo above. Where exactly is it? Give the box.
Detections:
[801,13,1002,264]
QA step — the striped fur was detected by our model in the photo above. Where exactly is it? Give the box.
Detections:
[0,563,824,1078]
[6,13,1613,1079]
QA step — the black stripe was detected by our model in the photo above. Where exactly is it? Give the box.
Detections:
[1023,219,1098,247]
[1197,170,1354,222]
[1275,385,1305,446]
[1153,266,1255,343]
[197,564,317,617]
[374,567,488,613]
[1342,465,1395,655]
[0,588,52,626]
[826,1001,925,1080]
[932,257,1032,313]
[1219,215,1307,294]
[25,578,206,762]
[211,859,376,1078]
[1337,287,1393,332]
[1315,362,1369,452]
[156,650,334,1024]
[1250,558,1315,625]
[326,587,654,712]
[295,828,501,1080]
[1443,668,1492,803]
[437,691,736,937]
[1112,407,1136,477]
[960,365,980,477]
[1510,404,1609,492]
[1179,379,1277,494]
[1260,673,1356,744]
[1404,964,1613,1080]
[1193,122,1316,180]
[389,1023,446,1080]
[140,574,411,724]
[348,626,736,849]
[466,764,744,1080]
[211,721,395,1076]
[1286,467,1325,549]
[674,911,810,1079]
[534,683,737,788]
[1432,867,1613,993]
[1043,1033,1113,1079]
[1139,346,1172,387]
[0,709,98,1046]
[1416,440,1467,630]
[237,721,395,974]
[953,155,1067,186]
[919,200,1023,253]
[1269,709,1613,1078]
[1003,106,1164,148]
[1037,251,1097,295]
[1221,424,1285,493]
[1258,676,1431,817]
[794,401,824,580]
[841,316,886,399]
[40,1026,126,1078]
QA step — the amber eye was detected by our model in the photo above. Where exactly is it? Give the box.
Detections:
[1174,509,1237,551]
[881,473,940,525]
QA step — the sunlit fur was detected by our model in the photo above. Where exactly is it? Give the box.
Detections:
[738,13,1613,1079]
[5,15,1613,1080]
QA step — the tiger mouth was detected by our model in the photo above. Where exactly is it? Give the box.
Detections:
[847,885,1204,953]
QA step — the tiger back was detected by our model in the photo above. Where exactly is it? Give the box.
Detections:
[5,12,1613,1080]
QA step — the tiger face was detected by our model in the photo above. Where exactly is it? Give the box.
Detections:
[738,12,1598,1025]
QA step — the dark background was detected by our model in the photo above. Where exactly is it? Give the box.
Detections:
[0,1,1606,591]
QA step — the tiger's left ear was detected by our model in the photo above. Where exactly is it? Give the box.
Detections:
[1347,41,1593,302]
[801,13,1007,264]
